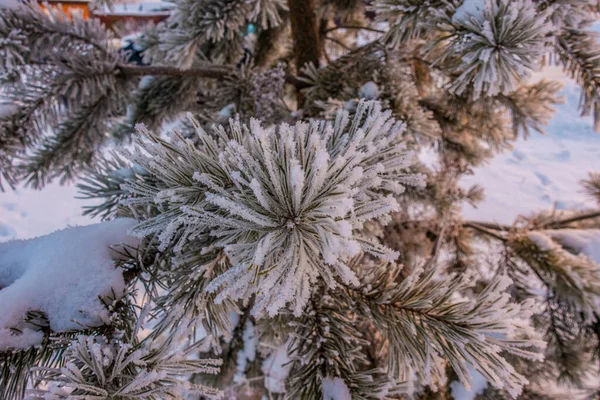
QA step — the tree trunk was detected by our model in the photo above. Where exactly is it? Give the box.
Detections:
[287,0,321,71]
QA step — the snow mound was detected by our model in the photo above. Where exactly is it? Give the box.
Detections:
[0,218,139,350]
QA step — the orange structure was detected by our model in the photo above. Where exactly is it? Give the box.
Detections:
[39,1,172,29]
[41,0,91,19]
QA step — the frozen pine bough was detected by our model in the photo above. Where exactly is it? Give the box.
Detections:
[124,100,425,318]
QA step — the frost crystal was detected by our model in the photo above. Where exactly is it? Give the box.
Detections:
[124,101,424,318]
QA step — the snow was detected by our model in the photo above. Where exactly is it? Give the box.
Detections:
[527,231,555,252]
[262,343,292,394]
[462,79,600,224]
[97,1,175,16]
[0,101,17,117]
[321,377,352,400]
[0,0,22,9]
[545,229,600,263]
[234,321,257,383]
[0,218,138,350]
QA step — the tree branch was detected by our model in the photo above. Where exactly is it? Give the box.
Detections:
[116,64,234,79]
[324,25,385,34]
[116,64,311,89]
[464,210,600,235]
[544,210,600,228]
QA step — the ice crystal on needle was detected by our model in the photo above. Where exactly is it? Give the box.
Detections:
[124,101,424,318]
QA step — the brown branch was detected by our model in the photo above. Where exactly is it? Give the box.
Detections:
[544,210,600,228]
[464,222,508,242]
[324,36,352,51]
[464,210,600,234]
[324,25,385,34]
[464,220,512,232]
[116,64,234,79]
[116,64,311,90]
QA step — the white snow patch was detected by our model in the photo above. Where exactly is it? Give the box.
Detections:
[0,218,139,350]
[262,342,293,394]
[527,231,555,251]
[322,377,352,400]
[0,102,17,117]
[0,222,16,238]
[234,321,257,383]
[96,1,175,16]
[462,80,600,224]
[0,0,21,9]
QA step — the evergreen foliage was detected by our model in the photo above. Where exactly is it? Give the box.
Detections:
[2,0,600,399]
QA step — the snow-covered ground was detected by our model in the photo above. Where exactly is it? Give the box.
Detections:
[462,72,600,224]
[1,69,599,242]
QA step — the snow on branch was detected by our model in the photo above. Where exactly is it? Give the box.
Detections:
[0,219,139,350]
[122,100,425,318]
[428,0,551,99]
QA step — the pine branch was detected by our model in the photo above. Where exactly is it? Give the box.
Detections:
[554,28,600,131]
[116,64,235,79]
[345,263,543,397]
[581,172,600,203]
[116,63,308,89]
[544,210,600,228]
[464,222,508,242]
[465,210,600,232]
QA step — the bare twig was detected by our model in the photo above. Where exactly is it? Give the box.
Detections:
[116,64,311,90]
[324,36,352,51]
[464,210,600,233]
[464,222,508,242]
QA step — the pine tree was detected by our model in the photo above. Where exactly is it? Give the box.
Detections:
[1,0,600,399]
